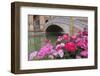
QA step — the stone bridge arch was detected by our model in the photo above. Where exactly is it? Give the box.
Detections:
[44,22,70,34]
[46,25,63,32]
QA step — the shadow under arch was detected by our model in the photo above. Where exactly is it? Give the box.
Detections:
[46,25,64,36]
[45,25,64,45]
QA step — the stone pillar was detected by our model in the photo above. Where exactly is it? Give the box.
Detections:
[28,15,34,31]
[40,16,45,32]
[69,17,74,36]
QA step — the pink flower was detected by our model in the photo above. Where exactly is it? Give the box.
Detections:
[52,49,64,58]
[65,42,77,52]
[57,36,62,41]
[77,31,83,37]
[76,55,81,59]
[56,44,62,51]
[71,35,76,40]
[80,50,88,57]
[29,51,38,60]
[37,42,53,59]
[37,50,46,59]
[83,28,88,36]
[60,43,65,47]
[77,39,87,49]
[83,31,88,36]
[75,37,81,43]
[77,40,83,47]
[52,51,58,56]
[63,34,69,40]
[57,49,64,58]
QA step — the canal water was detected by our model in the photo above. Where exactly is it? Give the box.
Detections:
[28,32,63,53]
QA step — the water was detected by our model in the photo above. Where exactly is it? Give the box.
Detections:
[28,32,62,53]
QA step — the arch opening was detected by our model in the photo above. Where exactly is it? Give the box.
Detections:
[46,25,64,36]
[45,25,64,45]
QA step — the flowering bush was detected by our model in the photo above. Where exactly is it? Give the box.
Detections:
[65,42,77,53]
[29,28,88,60]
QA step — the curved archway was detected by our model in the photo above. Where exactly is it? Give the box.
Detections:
[46,25,64,36]
[45,25,64,45]
[46,25,63,32]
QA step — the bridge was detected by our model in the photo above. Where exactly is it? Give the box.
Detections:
[28,15,88,35]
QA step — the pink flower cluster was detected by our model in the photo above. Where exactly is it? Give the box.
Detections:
[29,28,88,60]
[65,42,76,52]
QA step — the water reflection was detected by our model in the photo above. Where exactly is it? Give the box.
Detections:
[28,32,63,53]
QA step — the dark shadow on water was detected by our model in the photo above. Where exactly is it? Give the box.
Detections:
[46,25,64,44]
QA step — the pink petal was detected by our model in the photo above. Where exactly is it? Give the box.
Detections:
[58,49,64,58]
[29,51,38,60]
